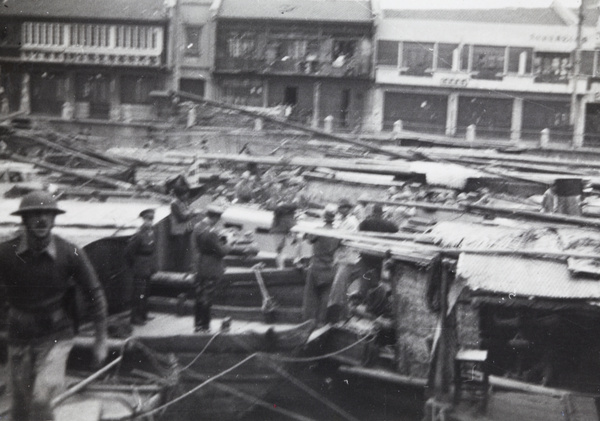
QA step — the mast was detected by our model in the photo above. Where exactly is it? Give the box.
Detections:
[571,0,585,148]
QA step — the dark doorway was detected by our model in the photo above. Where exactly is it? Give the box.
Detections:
[585,103,600,147]
[283,86,297,106]
[179,78,205,98]
[340,88,350,128]
[30,72,66,116]
[76,73,110,119]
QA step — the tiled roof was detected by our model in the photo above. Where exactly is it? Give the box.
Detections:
[0,0,168,21]
[383,7,598,27]
[218,0,373,22]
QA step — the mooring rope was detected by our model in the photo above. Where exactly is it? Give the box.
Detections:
[265,333,373,363]
[255,353,362,421]
[178,330,223,372]
[112,330,372,420]
[119,353,259,420]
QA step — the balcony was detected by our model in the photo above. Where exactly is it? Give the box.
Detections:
[216,55,371,78]
[20,22,164,67]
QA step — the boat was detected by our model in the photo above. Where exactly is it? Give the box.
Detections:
[0,335,179,421]
[79,313,316,421]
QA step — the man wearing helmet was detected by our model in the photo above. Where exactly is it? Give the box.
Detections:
[0,191,108,421]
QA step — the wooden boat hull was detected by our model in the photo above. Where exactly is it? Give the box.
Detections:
[78,314,315,421]
[0,338,177,421]
[149,267,306,315]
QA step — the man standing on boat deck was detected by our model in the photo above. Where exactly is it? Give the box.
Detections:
[327,198,360,323]
[125,208,157,326]
[191,205,230,332]
[0,191,108,421]
[303,205,340,324]
[355,204,399,299]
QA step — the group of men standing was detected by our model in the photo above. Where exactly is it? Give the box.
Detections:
[303,198,399,326]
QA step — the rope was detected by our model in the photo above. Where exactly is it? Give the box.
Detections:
[184,370,318,421]
[264,333,373,363]
[179,330,222,372]
[256,353,362,421]
[119,353,259,420]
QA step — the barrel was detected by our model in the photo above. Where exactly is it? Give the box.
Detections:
[554,178,582,216]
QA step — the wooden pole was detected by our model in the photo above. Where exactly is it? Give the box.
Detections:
[10,152,170,202]
[51,356,123,408]
[176,90,413,160]
[292,225,600,262]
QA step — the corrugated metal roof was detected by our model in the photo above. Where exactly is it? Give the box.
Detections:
[218,0,373,22]
[383,7,598,27]
[433,221,600,299]
[0,0,168,21]
[457,254,600,300]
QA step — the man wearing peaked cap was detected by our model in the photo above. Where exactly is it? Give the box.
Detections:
[125,208,157,325]
[139,208,155,219]
[1,191,108,421]
[191,204,229,332]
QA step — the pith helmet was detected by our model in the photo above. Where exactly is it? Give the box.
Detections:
[12,191,65,216]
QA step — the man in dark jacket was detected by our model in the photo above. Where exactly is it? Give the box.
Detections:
[303,205,340,324]
[125,208,157,325]
[0,191,108,421]
[356,204,398,298]
[191,205,229,332]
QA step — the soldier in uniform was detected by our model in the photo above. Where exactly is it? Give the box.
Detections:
[125,208,157,325]
[0,191,108,421]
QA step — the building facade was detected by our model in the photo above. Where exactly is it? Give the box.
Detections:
[370,3,600,146]
[170,0,216,98]
[211,0,374,130]
[0,0,170,122]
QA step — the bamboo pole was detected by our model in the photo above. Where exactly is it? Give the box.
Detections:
[51,356,123,408]
[18,133,120,168]
[292,225,600,262]
[176,90,412,160]
[185,152,420,177]
[337,366,427,388]
[10,152,170,202]
[359,197,600,229]
[466,202,600,228]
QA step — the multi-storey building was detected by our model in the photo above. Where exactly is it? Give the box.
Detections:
[211,0,374,130]
[369,2,600,146]
[170,0,216,98]
[0,0,170,121]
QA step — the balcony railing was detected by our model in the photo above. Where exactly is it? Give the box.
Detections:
[216,55,371,78]
[20,22,164,67]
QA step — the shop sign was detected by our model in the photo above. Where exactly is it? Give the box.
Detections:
[433,72,470,88]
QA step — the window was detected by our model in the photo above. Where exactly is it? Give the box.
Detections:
[581,51,595,77]
[185,26,202,57]
[402,42,433,76]
[120,75,157,104]
[222,78,263,107]
[376,40,399,66]
[436,43,458,70]
[333,39,357,60]
[472,45,505,79]
[227,32,256,58]
[533,52,571,83]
